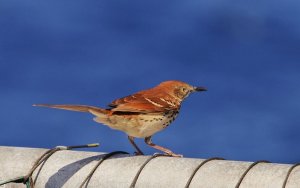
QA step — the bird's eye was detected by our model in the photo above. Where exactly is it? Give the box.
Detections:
[181,87,189,94]
[175,87,188,98]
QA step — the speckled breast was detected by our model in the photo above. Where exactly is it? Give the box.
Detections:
[94,110,180,138]
[133,110,179,137]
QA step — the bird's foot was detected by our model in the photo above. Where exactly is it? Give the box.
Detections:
[153,152,183,158]
[133,151,144,156]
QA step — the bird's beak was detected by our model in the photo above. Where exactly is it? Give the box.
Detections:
[194,86,207,92]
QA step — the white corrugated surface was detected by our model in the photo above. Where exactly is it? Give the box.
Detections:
[0,146,299,188]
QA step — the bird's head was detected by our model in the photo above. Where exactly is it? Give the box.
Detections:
[157,80,207,100]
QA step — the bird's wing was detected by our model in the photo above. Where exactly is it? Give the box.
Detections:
[109,93,178,113]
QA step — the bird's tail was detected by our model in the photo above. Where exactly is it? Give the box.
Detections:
[33,104,108,116]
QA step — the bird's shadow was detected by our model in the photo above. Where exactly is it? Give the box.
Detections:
[45,153,129,188]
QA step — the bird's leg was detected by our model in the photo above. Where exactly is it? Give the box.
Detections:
[144,136,183,157]
[128,136,144,155]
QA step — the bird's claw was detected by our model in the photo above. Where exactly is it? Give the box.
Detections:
[152,152,183,158]
[133,151,144,156]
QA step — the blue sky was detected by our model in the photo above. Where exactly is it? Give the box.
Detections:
[1,0,300,163]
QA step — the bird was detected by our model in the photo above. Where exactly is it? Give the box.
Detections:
[34,80,207,157]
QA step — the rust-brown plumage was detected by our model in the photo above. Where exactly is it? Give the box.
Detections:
[34,80,206,157]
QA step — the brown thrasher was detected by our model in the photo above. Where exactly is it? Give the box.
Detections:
[34,80,206,157]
